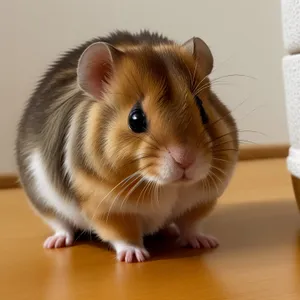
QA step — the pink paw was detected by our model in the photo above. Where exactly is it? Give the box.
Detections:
[43,232,74,249]
[113,242,150,263]
[179,234,219,249]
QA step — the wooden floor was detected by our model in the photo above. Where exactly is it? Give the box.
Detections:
[1,158,300,300]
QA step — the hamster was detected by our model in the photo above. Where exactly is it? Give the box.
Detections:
[15,30,239,263]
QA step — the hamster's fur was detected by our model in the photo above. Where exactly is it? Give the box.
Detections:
[15,30,238,263]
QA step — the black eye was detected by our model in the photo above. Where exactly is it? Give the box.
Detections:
[195,96,209,124]
[128,103,147,133]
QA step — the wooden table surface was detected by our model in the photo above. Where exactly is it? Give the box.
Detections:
[1,158,300,300]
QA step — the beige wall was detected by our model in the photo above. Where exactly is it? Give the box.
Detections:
[0,0,287,173]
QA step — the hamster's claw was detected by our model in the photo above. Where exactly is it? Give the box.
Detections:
[117,247,150,263]
[114,242,150,263]
[178,233,219,249]
[43,232,74,249]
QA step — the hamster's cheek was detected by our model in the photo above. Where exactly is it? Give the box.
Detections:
[157,152,184,184]
[188,154,211,182]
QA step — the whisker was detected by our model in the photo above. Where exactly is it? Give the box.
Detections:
[211,170,223,185]
[193,73,256,96]
[196,97,252,145]
[210,165,227,177]
[192,79,210,96]
[148,181,156,212]
[212,157,235,164]
[211,139,258,149]
[213,153,239,160]
[152,177,160,208]
[133,135,160,151]
[181,57,195,89]
[213,148,239,153]
[209,54,238,77]
[201,176,209,199]
[85,172,141,236]
[156,182,161,209]
[206,175,213,199]
[193,82,235,96]
[207,171,219,194]
[207,175,212,199]
[202,132,236,148]
[136,180,151,212]
[141,180,153,211]
[210,73,257,81]
[105,174,143,222]
[236,139,259,145]
[90,162,154,226]
[192,65,221,95]
[90,171,140,223]
[193,78,233,95]
[119,176,145,213]
[127,155,159,166]
[203,129,265,149]
[236,103,268,123]
[149,181,157,211]
[151,181,157,210]
[192,61,199,89]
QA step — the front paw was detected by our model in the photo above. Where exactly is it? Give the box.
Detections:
[112,241,150,263]
[178,233,219,249]
[43,231,74,249]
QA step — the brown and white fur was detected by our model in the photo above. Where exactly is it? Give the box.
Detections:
[15,30,238,263]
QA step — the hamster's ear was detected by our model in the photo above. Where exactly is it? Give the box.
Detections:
[182,37,213,75]
[77,42,124,99]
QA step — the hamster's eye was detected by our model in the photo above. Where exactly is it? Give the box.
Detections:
[128,103,148,133]
[195,96,209,124]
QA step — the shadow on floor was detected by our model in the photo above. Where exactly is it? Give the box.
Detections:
[73,198,300,261]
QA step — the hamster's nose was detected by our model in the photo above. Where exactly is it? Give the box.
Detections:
[168,146,196,169]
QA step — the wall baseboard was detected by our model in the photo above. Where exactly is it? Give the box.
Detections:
[0,174,20,189]
[238,144,289,161]
[0,144,289,189]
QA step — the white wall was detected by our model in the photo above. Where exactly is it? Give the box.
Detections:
[0,0,287,173]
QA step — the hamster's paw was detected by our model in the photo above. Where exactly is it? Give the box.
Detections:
[43,232,74,249]
[113,241,150,263]
[178,233,219,249]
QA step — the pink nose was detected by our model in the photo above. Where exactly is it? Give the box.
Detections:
[168,147,196,169]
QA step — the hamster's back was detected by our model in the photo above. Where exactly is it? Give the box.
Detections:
[15,31,174,213]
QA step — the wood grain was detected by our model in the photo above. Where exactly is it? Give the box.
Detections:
[0,158,299,300]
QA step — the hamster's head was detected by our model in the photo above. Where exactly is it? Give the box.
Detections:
[77,36,238,187]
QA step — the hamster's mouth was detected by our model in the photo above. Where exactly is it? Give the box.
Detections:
[174,173,192,183]
[180,173,189,181]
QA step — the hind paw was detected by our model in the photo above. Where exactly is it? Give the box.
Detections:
[179,233,219,249]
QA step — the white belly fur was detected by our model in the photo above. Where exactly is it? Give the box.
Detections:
[28,150,89,229]
[136,183,220,234]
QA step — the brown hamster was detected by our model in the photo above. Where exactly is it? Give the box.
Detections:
[15,30,238,263]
